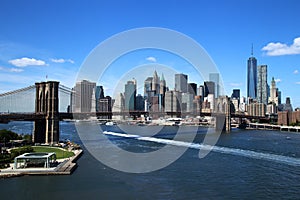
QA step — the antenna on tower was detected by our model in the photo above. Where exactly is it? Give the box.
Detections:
[251,43,253,56]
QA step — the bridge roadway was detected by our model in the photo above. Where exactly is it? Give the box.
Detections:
[0,111,268,122]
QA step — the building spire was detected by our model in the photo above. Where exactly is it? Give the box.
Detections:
[161,73,165,81]
[251,43,253,56]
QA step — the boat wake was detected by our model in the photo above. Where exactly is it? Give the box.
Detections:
[103,131,300,167]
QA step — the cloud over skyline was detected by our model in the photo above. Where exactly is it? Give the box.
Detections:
[9,57,46,67]
[50,58,74,64]
[146,56,157,62]
[0,66,24,73]
[262,37,300,56]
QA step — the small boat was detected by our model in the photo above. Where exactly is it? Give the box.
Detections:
[105,122,114,126]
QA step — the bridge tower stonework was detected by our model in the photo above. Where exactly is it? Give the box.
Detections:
[33,81,59,144]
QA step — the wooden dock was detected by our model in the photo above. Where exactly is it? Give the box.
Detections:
[247,123,300,132]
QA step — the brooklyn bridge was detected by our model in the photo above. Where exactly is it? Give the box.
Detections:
[0,81,269,145]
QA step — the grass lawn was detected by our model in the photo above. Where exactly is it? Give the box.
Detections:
[32,146,74,159]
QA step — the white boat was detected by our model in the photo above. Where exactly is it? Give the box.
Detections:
[105,122,114,126]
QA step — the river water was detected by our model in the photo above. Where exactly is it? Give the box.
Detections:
[0,121,300,200]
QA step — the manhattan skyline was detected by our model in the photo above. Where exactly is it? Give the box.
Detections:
[0,0,300,106]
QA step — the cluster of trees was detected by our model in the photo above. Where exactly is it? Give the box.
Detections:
[0,129,33,169]
[0,146,34,169]
[0,129,32,144]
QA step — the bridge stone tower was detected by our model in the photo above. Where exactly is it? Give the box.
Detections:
[33,81,59,144]
[215,96,231,132]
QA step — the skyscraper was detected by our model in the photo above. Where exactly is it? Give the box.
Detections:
[71,80,96,112]
[165,90,182,116]
[95,86,104,112]
[160,73,166,95]
[231,89,240,99]
[197,85,205,101]
[268,77,279,105]
[204,81,215,97]
[152,70,160,95]
[124,79,136,111]
[188,83,197,96]
[209,73,220,97]
[175,73,188,93]
[247,46,257,99]
[257,65,268,105]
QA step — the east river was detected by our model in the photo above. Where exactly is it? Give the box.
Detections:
[0,121,300,200]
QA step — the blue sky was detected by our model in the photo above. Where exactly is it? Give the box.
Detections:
[1,0,300,107]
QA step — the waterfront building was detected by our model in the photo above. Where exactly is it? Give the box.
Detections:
[71,80,96,113]
[267,103,277,114]
[165,90,182,116]
[209,73,220,97]
[247,102,266,117]
[193,96,202,116]
[112,93,125,120]
[98,96,112,119]
[247,47,257,100]
[204,81,215,97]
[257,65,268,105]
[124,79,137,111]
[175,73,188,93]
[182,93,194,113]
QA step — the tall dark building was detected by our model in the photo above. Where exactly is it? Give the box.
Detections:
[284,97,293,111]
[247,46,257,99]
[98,96,112,119]
[124,79,136,111]
[95,86,104,112]
[204,81,215,97]
[231,89,240,99]
[188,83,197,95]
[175,73,188,93]
[136,94,145,111]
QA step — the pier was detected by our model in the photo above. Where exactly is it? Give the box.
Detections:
[0,149,83,178]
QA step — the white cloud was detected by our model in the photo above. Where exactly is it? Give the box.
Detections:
[296,82,300,85]
[50,58,74,64]
[0,66,23,73]
[146,56,157,62]
[294,70,299,74]
[10,68,24,72]
[9,57,46,67]
[262,37,300,56]
[275,78,281,83]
